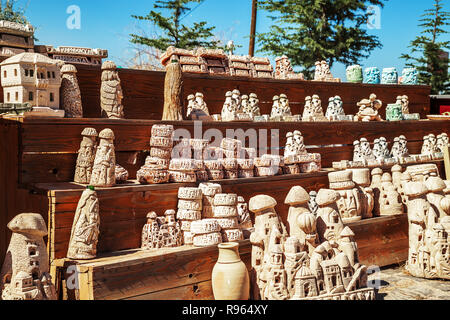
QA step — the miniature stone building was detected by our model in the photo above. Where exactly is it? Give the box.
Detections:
[34,45,108,66]
[0,20,35,61]
[0,52,61,109]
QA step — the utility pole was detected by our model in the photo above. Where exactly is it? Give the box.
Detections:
[249,0,258,57]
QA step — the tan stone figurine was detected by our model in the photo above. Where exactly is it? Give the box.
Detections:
[60,64,83,118]
[90,128,116,187]
[74,128,98,184]
[1,213,57,300]
[100,61,124,119]
[67,187,100,260]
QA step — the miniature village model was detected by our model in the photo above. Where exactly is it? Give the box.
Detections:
[0,11,449,303]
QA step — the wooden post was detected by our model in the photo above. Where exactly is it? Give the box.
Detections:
[162,60,184,121]
[249,0,258,57]
[444,145,450,180]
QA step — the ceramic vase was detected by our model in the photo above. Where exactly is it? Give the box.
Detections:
[212,242,250,300]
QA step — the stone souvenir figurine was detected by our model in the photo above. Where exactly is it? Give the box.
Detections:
[401,68,418,85]
[329,171,363,223]
[405,180,450,280]
[436,133,449,153]
[285,187,318,254]
[90,128,116,187]
[74,128,98,184]
[346,65,363,83]
[381,67,398,84]
[359,138,376,162]
[308,191,319,215]
[270,95,282,119]
[279,94,292,117]
[379,173,404,216]
[60,64,83,118]
[141,210,182,249]
[246,93,261,118]
[100,61,124,119]
[396,95,410,114]
[325,96,345,120]
[67,187,100,260]
[372,137,390,160]
[364,67,381,84]
[391,136,409,159]
[0,213,57,300]
[351,169,375,219]
[303,95,326,121]
[222,91,238,121]
[354,94,383,122]
[186,92,210,119]
[386,103,404,121]
[421,134,439,156]
[313,60,338,82]
[249,195,288,300]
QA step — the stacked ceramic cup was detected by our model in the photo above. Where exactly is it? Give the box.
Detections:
[190,219,223,247]
[199,183,222,219]
[213,193,244,242]
[254,154,284,177]
[204,147,225,181]
[177,187,203,245]
[137,125,173,184]
[189,139,209,182]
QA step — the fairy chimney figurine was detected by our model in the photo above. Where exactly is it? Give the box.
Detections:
[354,94,383,122]
[60,64,83,118]
[74,128,98,184]
[100,60,124,119]
[90,128,116,187]
[1,213,57,300]
[67,187,100,260]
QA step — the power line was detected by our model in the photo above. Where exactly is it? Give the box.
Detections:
[180,0,207,21]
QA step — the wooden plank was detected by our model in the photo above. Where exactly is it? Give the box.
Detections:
[58,242,250,300]
[19,120,449,154]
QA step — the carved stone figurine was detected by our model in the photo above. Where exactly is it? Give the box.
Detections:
[372,137,390,160]
[0,213,57,300]
[245,93,261,118]
[221,91,238,121]
[421,134,439,156]
[437,133,449,153]
[391,136,409,159]
[74,128,98,184]
[90,128,116,187]
[329,170,363,223]
[379,173,404,216]
[141,210,183,249]
[186,92,210,119]
[67,187,100,260]
[354,94,383,122]
[405,180,450,280]
[325,96,345,120]
[396,95,410,114]
[60,64,82,118]
[100,60,124,119]
[303,95,326,121]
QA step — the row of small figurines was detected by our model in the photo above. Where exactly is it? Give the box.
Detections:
[333,133,448,170]
[188,90,418,123]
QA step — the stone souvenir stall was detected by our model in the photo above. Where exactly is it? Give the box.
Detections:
[0,61,448,300]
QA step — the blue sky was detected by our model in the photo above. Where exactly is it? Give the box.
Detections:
[20,0,450,79]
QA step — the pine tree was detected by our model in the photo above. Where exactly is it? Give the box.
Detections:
[130,0,220,51]
[256,0,385,79]
[400,0,450,94]
[0,0,29,24]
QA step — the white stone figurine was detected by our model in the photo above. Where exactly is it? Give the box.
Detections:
[67,187,100,260]
[186,92,209,118]
[90,128,116,187]
[0,213,57,300]
[221,91,238,121]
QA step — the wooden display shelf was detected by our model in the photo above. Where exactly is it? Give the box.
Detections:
[50,214,407,300]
